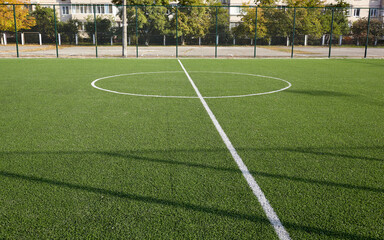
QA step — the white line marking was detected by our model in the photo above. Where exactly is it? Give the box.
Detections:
[91,71,197,98]
[191,71,291,99]
[178,59,291,240]
[91,71,291,99]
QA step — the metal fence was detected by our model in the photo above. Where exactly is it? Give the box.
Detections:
[1,4,384,58]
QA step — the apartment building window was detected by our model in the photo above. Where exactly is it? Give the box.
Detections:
[62,6,69,15]
[230,7,241,15]
[72,5,88,14]
[353,8,360,17]
[370,8,378,17]
[345,8,351,16]
[95,5,105,14]
[106,5,113,14]
[71,4,113,15]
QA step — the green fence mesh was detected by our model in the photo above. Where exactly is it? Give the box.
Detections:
[0,4,383,58]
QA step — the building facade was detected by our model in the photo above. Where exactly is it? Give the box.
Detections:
[29,0,121,30]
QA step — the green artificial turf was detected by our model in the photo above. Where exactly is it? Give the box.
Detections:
[0,58,383,239]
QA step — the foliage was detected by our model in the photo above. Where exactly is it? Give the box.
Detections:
[112,0,170,45]
[30,6,55,40]
[85,16,117,44]
[58,19,79,44]
[284,0,324,38]
[261,7,292,39]
[320,0,350,36]
[351,18,384,45]
[207,0,231,40]
[256,0,333,40]
[0,0,35,31]
[232,6,267,39]
[175,0,211,45]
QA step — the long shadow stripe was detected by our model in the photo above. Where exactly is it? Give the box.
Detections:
[0,170,381,240]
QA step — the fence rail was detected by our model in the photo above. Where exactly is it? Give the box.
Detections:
[1,4,383,58]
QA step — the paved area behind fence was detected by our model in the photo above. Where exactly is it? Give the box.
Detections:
[1,44,383,58]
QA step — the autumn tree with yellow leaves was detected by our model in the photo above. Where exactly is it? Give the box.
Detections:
[0,0,35,31]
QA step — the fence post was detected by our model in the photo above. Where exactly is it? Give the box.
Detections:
[21,32,24,45]
[176,6,178,58]
[215,6,218,58]
[328,8,334,58]
[2,33,7,45]
[364,8,371,58]
[93,5,98,58]
[13,5,19,58]
[254,6,258,58]
[339,35,342,46]
[163,35,166,46]
[122,0,127,57]
[75,34,78,45]
[39,33,42,45]
[53,5,59,58]
[322,35,325,45]
[58,33,61,45]
[291,7,296,58]
[135,5,138,58]
[304,35,308,46]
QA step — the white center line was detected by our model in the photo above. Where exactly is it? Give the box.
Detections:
[178,59,291,240]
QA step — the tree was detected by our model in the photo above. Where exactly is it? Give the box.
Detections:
[351,18,384,45]
[30,6,55,40]
[207,0,231,44]
[0,0,35,32]
[85,16,116,44]
[232,6,267,41]
[58,19,79,44]
[175,0,211,45]
[320,0,350,42]
[256,0,324,45]
[112,0,170,45]
[285,0,324,38]
[262,7,293,42]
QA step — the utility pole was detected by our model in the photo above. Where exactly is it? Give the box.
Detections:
[122,0,127,57]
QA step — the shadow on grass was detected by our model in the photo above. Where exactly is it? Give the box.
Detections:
[0,169,382,240]
[0,146,383,194]
[285,89,354,97]
[286,88,383,107]
[102,149,384,194]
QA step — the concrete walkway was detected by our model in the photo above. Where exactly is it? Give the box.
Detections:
[1,44,383,58]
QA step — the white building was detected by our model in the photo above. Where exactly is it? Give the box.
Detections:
[29,0,121,30]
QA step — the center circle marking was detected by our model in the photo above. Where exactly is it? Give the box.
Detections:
[91,71,292,99]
